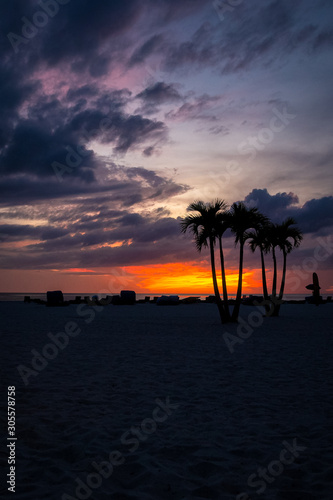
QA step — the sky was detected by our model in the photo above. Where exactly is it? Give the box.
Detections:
[0,0,332,296]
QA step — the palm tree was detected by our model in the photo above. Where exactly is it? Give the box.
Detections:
[266,223,279,302]
[265,218,303,316]
[180,200,228,324]
[247,221,272,305]
[229,202,266,322]
[277,217,303,299]
[215,208,231,321]
[273,217,303,316]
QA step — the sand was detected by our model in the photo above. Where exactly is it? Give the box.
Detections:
[1,301,333,499]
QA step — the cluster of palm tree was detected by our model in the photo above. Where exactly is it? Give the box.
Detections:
[180,200,303,324]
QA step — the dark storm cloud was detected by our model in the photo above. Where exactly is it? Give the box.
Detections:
[65,106,168,153]
[35,0,140,73]
[1,88,167,177]
[0,120,97,180]
[0,62,41,149]
[0,208,194,270]
[136,82,182,104]
[0,176,115,205]
[118,213,145,226]
[135,82,182,116]
[243,189,333,235]
[2,0,208,74]
[0,65,39,118]
[0,80,170,206]
[290,197,333,234]
[0,161,187,206]
[35,0,207,72]
[0,0,204,183]
[0,224,67,242]
[244,189,299,215]
[108,114,167,154]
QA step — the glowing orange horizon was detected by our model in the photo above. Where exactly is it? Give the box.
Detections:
[2,263,331,295]
[0,262,264,294]
[121,262,263,295]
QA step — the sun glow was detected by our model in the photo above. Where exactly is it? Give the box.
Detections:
[123,262,262,295]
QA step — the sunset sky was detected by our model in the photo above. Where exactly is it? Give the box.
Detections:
[0,0,332,295]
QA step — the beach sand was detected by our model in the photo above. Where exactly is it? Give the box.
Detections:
[1,301,333,499]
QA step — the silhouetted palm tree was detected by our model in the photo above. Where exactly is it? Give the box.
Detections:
[180,200,228,324]
[276,217,303,300]
[215,207,231,321]
[266,223,279,301]
[247,221,272,303]
[229,202,266,322]
[266,218,303,316]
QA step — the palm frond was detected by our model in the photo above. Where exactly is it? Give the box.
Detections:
[180,199,227,253]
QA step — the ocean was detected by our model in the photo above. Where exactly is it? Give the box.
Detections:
[0,292,314,302]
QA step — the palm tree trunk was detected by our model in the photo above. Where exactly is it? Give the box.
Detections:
[270,245,279,316]
[272,246,277,299]
[260,246,271,316]
[209,236,226,324]
[279,249,287,300]
[272,249,287,317]
[219,236,230,320]
[231,239,244,322]
[260,246,268,300]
